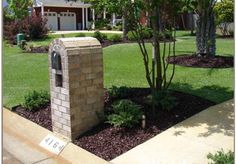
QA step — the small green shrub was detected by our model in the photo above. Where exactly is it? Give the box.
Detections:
[95,19,110,30]
[108,34,122,42]
[207,149,234,164]
[127,31,137,41]
[141,26,153,39]
[19,40,27,50]
[23,90,50,111]
[107,99,143,128]
[147,90,177,111]
[75,33,86,37]
[93,31,107,43]
[108,86,130,98]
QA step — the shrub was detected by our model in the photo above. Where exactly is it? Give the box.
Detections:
[4,14,48,44]
[107,99,143,128]
[207,149,234,164]
[23,90,50,111]
[108,34,122,42]
[19,40,27,50]
[93,31,107,43]
[147,90,177,111]
[127,31,137,41]
[95,19,110,30]
[75,33,86,37]
[108,86,130,98]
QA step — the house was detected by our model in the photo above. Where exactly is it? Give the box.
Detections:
[33,0,95,31]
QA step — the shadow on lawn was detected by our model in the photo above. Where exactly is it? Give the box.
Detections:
[170,82,234,137]
[170,82,233,104]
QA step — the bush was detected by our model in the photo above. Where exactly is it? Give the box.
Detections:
[108,34,122,42]
[95,19,110,30]
[108,86,130,98]
[4,14,48,44]
[207,149,234,164]
[107,99,143,128]
[23,90,50,111]
[127,31,137,41]
[147,90,177,111]
[19,40,27,50]
[75,33,86,37]
[93,31,107,43]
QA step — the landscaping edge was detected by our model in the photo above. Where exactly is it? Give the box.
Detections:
[3,108,110,164]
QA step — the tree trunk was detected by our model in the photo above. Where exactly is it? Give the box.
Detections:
[190,12,194,35]
[196,9,216,57]
[122,10,128,40]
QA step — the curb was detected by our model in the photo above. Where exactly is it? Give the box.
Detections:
[3,108,110,164]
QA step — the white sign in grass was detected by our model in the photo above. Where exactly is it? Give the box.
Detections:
[39,134,66,155]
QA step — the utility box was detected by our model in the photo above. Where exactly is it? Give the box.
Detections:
[48,37,104,140]
[17,33,25,46]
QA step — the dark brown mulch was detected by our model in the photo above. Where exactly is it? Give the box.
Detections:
[26,46,49,53]
[168,55,234,68]
[12,89,215,161]
[12,105,52,131]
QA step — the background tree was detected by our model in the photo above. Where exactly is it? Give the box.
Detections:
[214,0,234,36]
[193,0,217,57]
[6,0,32,20]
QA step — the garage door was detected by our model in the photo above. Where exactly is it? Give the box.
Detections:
[45,12,58,31]
[60,12,76,30]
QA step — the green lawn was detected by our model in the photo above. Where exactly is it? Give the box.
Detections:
[3,31,234,108]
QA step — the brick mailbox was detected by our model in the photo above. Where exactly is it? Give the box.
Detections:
[48,37,104,140]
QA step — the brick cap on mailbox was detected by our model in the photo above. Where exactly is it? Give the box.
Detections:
[50,37,101,50]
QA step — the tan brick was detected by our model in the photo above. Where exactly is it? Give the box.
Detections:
[61,100,70,108]
[58,106,67,113]
[53,121,62,128]
[61,88,69,95]
[62,113,71,120]
[63,125,71,132]
[58,94,66,101]
[53,98,61,105]
[54,110,62,117]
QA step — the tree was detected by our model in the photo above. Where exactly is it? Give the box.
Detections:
[192,0,217,56]
[6,0,32,20]
[214,0,234,36]
[125,0,180,116]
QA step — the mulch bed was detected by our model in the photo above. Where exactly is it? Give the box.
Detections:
[12,105,52,131]
[25,39,174,53]
[25,46,49,53]
[12,88,215,161]
[167,55,234,68]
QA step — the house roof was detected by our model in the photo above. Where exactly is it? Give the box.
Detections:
[33,0,91,8]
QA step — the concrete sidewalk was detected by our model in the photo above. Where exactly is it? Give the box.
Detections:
[3,99,234,164]
[50,30,122,35]
[111,99,234,164]
[3,108,109,164]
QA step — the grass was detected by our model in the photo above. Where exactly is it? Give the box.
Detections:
[3,31,234,108]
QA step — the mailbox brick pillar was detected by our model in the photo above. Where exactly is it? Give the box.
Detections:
[48,37,104,140]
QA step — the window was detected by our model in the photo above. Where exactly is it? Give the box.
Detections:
[64,14,67,16]
[60,13,63,16]
[68,14,70,16]
[53,13,56,16]
[48,13,51,16]
[71,14,74,16]
[44,13,47,16]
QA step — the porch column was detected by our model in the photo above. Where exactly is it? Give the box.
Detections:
[82,8,85,30]
[41,5,44,17]
[112,13,116,26]
[92,9,95,30]
[103,8,106,19]
[85,8,88,29]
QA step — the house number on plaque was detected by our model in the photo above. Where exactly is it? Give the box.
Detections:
[39,134,66,155]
